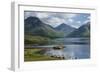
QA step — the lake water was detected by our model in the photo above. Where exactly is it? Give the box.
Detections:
[63,44,90,59]
[27,38,90,60]
[44,38,90,59]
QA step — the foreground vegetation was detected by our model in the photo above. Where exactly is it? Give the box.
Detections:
[24,48,62,61]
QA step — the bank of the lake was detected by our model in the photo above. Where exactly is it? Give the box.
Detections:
[24,48,64,61]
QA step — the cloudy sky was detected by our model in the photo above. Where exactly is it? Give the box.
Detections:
[24,11,90,28]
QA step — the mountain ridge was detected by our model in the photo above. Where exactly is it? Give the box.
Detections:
[55,23,76,36]
[24,16,64,38]
[67,22,90,37]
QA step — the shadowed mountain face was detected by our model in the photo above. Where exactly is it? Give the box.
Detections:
[68,22,90,37]
[55,23,76,36]
[25,17,43,27]
[24,17,64,38]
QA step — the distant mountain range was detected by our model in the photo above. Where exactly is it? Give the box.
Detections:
[55,23,76,36]
[24,17,64,38]
[68,22,90,37]
[25,16,90,38]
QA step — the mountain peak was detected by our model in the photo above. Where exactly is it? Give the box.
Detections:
[26,16,40,21]
[24,16,64,38]
[68,22,90,37]
[60,23,67,25]
[55,23,76,36]
[57,23,68,27]
[56,23,75,30]
[25,16,42,25]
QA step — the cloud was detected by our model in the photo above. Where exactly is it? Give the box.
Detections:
[35,13,77,27]
[65,14,77,18]
[68,19,74,23]
[83,16,90,24]
[36,13,49,18]
[24,11,90,28]
[87,16,90,20]
[67,21,82,28]
[52,13,77,19]
[24,11,36,19]
[77,21,81,24]
[41,17,65,27]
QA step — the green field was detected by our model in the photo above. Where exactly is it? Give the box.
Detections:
[24,48,63,61]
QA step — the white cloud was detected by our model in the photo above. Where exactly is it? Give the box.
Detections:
[35,13,78,27]
[55,13,77,19]
[69,22,81,28]
[41,13,77,27]
[65,14,77,18]
[41,17,64,27]
[82,16,90,24]
[24,12,36,19]
[36,13,49,18]
[87,16,90,20]
[77,21,81,24]
[68,19,74,23]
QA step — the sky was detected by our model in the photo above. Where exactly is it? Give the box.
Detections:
[24,11,90,28]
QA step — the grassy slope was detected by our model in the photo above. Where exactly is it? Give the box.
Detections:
[24,35,51,45]
[24,49,62,61]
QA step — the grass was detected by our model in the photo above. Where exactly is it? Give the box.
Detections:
[24,48,62,62]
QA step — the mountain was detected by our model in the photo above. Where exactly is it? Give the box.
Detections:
[68,22,90,37]
[55,23,76,36]
[25,17,64,38]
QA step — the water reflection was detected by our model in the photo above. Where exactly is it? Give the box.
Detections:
[45,38,90,60]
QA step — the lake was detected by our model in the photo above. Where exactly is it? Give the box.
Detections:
[42,38,90,59]
[45,38,90,59]
[25,38,90,60]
